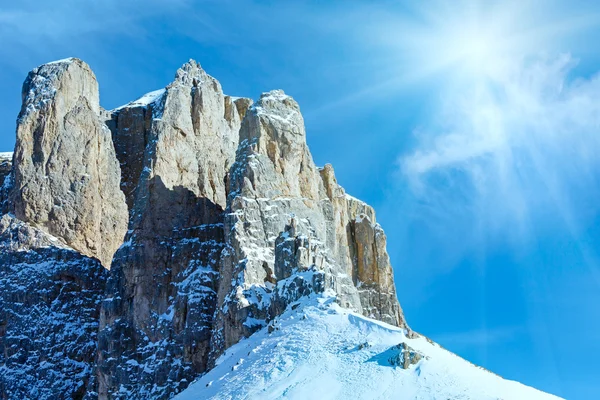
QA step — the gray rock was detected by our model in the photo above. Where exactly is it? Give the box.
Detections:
[97,61,250,399]
[387,342,426,369]
[0,214,107,400]
[0,152,12,214]
[210,90,406,362]
[350,213,406,326]
[103,103,154,210]
[0,153,11,184]
[2,58,407,399]
[10,58,128,268]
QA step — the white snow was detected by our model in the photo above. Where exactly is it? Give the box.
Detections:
[0,152,13,160]
[112,89,166,111]
[176,295,561,400]
[345,193,367,205]
[355,214,367,223]
[45,57,75,65]
[259,90,291,102]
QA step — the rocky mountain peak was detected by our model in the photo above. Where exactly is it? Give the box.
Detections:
[245,90,304,146]
[1,57,408,399]
[172,59,206,86]
[19,58,99,120]
[231,89,320,203]
[10,58,127,268]
[253,89,300,115]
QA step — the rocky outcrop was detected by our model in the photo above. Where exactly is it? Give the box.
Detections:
[320,165,406,327]
[97,61,250,399]
[1,58,407,399]
[350,214,405,326]
[0,59,118,399]
[0,215,107,399]
[10,58,128,268]
[387,342,426,369]
[209,90,406,360]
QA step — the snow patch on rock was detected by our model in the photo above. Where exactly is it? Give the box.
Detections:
[112,88,166,111]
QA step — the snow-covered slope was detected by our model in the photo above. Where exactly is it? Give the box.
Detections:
[177,292,560,400]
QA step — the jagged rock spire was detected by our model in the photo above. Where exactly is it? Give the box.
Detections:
[1,57,407,399]
[10,58,127,268]
[0,57,113,400]
[210,89,406,360]
[97,59,252,398]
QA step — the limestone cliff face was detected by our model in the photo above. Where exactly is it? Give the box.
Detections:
[97,61,249,399]
[209,90,406,359]
[0,59,122,400]
[320,164,405,327]
[0,214,107,400]
[1,58,407,399]
[10,58,128,268]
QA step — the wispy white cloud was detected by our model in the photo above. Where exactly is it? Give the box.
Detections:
[385,0,600,251]
[401,54,600,242]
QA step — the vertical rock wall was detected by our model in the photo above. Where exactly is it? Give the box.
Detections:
[0,215,107,400]
[1,58,407,399]
[97,61,249,399]
[320,164,406,327]
[209,90,406,361]
[0,58,125,400]
[10,58,128,268]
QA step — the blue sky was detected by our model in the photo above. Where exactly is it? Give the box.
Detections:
[1,0,600,398]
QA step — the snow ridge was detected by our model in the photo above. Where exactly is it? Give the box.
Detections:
[177,295,562,400]
[111,88,166,111]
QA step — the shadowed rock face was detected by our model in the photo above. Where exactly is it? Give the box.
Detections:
[0,153,12,213]
[0,154,10,184]
[10,58,128,268]
[0,215,107,400]
[103,104,154,210]
[97,178,225,399]
[97,61,249,399]
[1,58,407,399]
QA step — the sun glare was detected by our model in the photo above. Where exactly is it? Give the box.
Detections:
[432,18,517,81]
[454,29,501,73]
[388,1,551,84]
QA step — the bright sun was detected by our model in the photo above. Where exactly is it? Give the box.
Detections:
[385,1,556,84]
[428,15,519,81]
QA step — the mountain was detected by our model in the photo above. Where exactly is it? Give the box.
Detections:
[0,58,559,399]
[176,296,559,400]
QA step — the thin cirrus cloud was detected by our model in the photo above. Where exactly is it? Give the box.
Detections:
[393,1,600,249]
[403,55,600,233]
